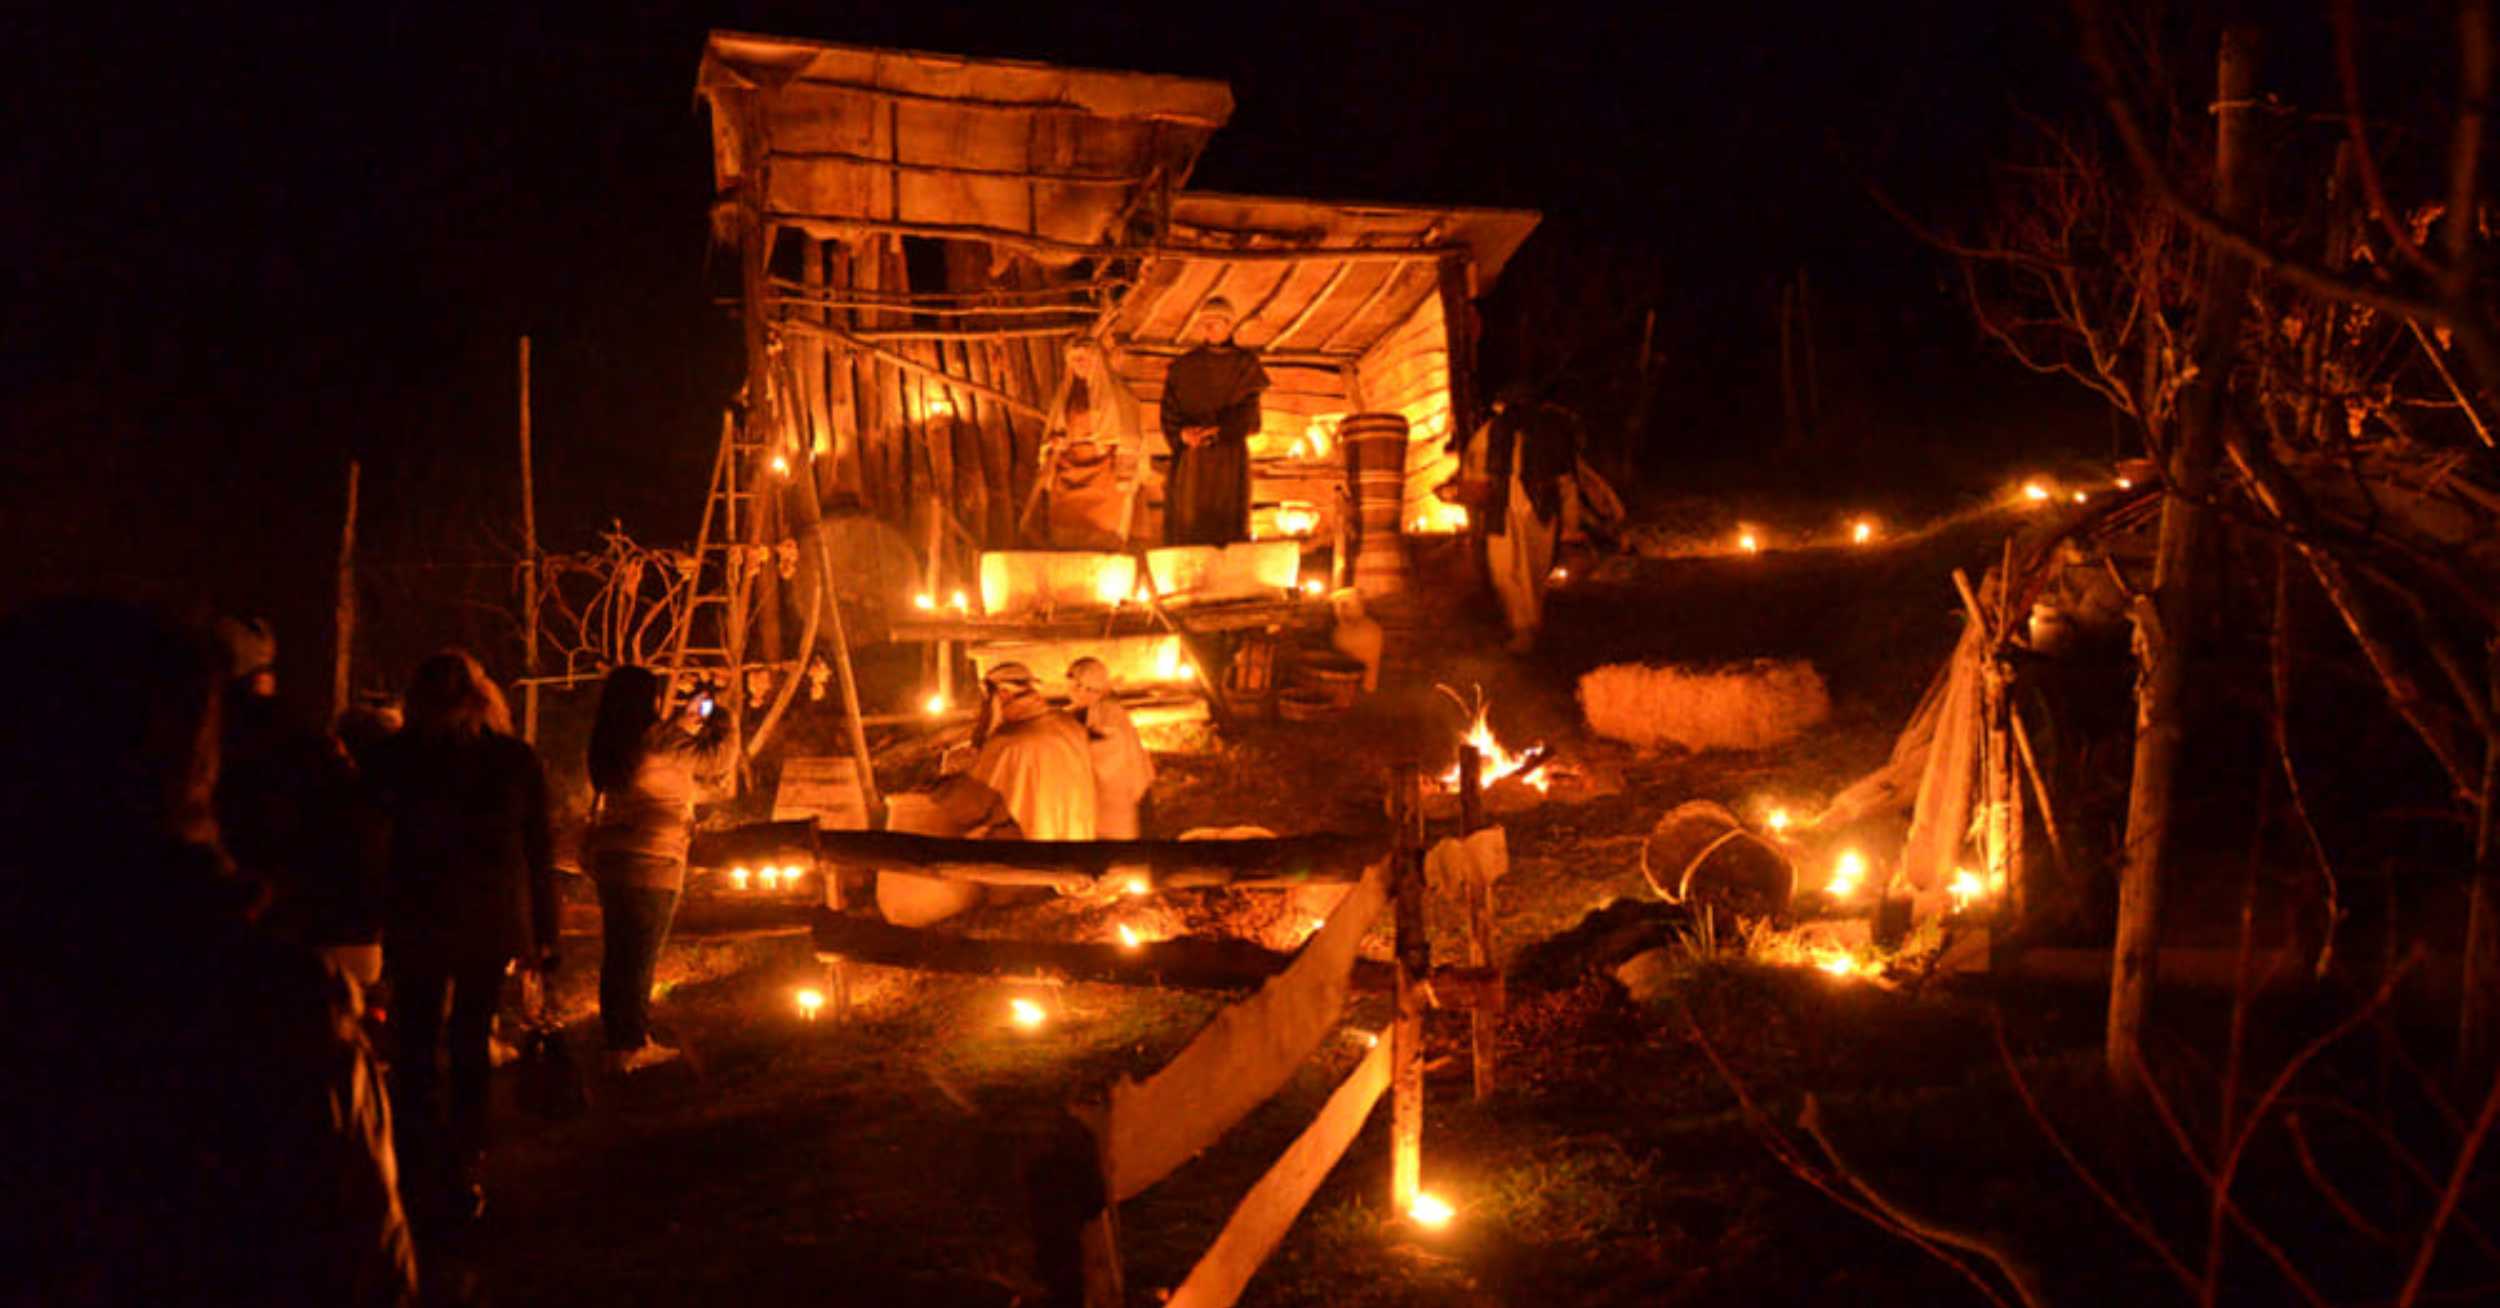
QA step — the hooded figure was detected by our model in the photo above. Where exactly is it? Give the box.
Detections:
[1067,658,1154,839]
[1158,297,1268,545]
[1461,389,1587,653]
[969,662,1097,841]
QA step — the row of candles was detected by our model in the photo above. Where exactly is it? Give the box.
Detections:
[723,864,809,892]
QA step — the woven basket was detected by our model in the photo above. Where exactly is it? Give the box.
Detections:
[1277,687,1343,722]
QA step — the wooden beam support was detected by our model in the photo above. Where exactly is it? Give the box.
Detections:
[1388,762,1426,1213]
[809,910,1504,1006]
[778,318,1054,421]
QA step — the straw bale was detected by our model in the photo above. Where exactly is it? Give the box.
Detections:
[1577,659,1831,752]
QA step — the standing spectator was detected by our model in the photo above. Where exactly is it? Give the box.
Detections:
[584,667,736,1074]
[364,649,557,1229]
[0,598,416,1306]
[1066,657,1153,838]
[1158,298,1268,545]
[213,615,384,990]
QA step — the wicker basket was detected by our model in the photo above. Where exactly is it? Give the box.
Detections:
[1291,652,1367,709]
[1277,687,1343,723]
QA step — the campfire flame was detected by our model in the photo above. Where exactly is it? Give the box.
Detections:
[1116,924,1142,950]
[1435,685,1550,792]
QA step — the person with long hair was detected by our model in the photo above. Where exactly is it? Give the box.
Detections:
[584,667,735,1073]
[364,648,556,1230]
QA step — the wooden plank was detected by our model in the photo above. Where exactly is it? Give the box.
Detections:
[1389,764,1425,1213]
[808,829,1386,881]
[1166,1038,1392,1308]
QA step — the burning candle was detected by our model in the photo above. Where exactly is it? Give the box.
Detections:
[1301,579,1325,597]
[1826,850,1868,899]
[912,592,936,611]
[757,866,779,890]
[1409,1193,1455,1228]
[769,453,792,476]
[2115,475,2134,490]
[1851,519,1875,545]
[795,987,825,1020]
[947,590,970,613]
[1737,528,1760,554]
[1949,868,1985,914]
[1547,566,1568,583]
[1116,924,1141,950]
[1763,806,1792,834]
[923,692,947,716]
[2021,480,2051,503]
[1009,997,1047,1029]
[2071,490,2089,504]
[730,866,751,890]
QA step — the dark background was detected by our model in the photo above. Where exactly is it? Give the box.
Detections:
[1,0,2107,706]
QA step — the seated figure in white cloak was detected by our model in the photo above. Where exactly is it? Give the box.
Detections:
[1066,657,1154,839]
[969,662,1097,841]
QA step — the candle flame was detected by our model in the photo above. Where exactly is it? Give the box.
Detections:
[1547,565,1568,583]
[1826,850,1868,899]
[1301,579,1325,597]
[795,987,825,1018]
[1123,874,1151,896]
[758,866,779,890]
[1409,1193,1455,1228]
[1815,952,1861,978]
[1009,997,1047,1029]
[2116,475,2134,490]
[1737,528,1761,554]
[1851,519,1875,545]
[769,453,792,476]
[1764,806,1792,834]
[912,592,936,611]
[1949,867,1986,914]
[948,590,970,613]
[1116,924,1141,950]
[923,692,947,716]
[731,866,751,890]
[2022,480,2051,503]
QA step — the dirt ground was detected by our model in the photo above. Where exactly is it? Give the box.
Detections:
[424,511,2222,1307]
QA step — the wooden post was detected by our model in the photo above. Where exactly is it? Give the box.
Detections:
[1389,761,1426,1213]
[1459,746,1499,1101]
[2461,641,2500,1073]
[332,459,360,727]
[518,336,541,744]
[2109,25,2261,1090]
[808,521,884,822]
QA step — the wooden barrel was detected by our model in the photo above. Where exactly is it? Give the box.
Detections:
[1339,412,1412,597]
[1290,651,1367,709]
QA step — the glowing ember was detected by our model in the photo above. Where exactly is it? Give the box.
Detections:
[1435,685,1549,793]
[730,866,751,890]
[1826,850,1868,899]
[1116,924,1142,950]
[1851,519,1875,545]
[1949,868,1986,914]
[923,693,947,716]
[795,987,825,1020]
[912,592,936,611]
[1737,528,1761,554]
[1409,1193,1455,1228]
[1009,997,1048,1029]
[2021,480,2051,503]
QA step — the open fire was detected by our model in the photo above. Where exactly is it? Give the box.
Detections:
[1435,685,1550,792]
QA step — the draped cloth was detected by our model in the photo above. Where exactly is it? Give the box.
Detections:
[971,707,1098,841]
[1079,698,1155,839]
[1159,344,1268,545]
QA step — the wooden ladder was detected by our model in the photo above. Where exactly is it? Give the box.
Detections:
[664,411,769,702]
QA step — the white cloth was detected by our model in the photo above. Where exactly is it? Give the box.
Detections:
[1487,468,1564,650]
[1079,698,1155,839]
[971,708,1098,841]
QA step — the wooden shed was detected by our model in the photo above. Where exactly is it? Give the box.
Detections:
[692,30,1539,711]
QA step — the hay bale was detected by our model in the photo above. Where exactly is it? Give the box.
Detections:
[1578,659,1831,752]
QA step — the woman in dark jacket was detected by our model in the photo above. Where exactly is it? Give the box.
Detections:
[367,648,556,1227]
[585,666,735,1073]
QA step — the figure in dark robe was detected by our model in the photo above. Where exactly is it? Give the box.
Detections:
[1158,297,1268,545]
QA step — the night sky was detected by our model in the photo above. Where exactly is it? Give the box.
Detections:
[3,0,2098,691]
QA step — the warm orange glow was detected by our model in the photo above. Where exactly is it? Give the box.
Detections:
[1547,565,1569,583]
[1009,997,1048,1029]
[1095,569,1130,606]
[731,866,751,891]
[2071,490,2089,504]
[926,396,955,419]
[1826,850,1868,899]
[1815,952,1861,978]
[1409,1193,1455,1228]
[1272,502,1321,537]
[948,590,970,613]
[2021,480,2051,503]
[923,692,947,717]
[1116,924,1141,950]
[1123,874,1151,897]
[1301,579,1326,597]
[1436,687,1550,793]
[1851,519,1875,545]
[795,987,825,1020]
[1153,638,1192,683]
[769,453,792,476]
[1763,806,1792,834]
[757,866,779,891]
[912,592,936,611]
[2116,475,2134,490]
[1737,527,1761,554]
[1411,500,1470,535]
[1949,868,1986,914]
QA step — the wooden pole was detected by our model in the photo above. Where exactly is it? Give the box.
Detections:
[1459,746,1499,1101]
[2109,25,2262,1090]
[1389,762,1426,1213]
[809,522,884,821]
[518,336,541,744]
[332,459,360,727]
[2461,641,2500,1072]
